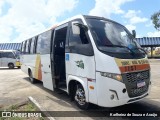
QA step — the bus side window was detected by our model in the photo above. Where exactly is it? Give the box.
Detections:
[36,30,51,54]
[22,41,27,54]
[30,38,35,54]
[1,52,15,59]
[69,20,94,56]
[25,40,30,54]
[21,42,24,53]
[1,53,5,58]
[28,39,32,54]
[7,52,15,59]
[69,21,89,46]
[21,41,26,54]
[34,36,38,54]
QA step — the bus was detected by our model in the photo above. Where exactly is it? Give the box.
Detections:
[20,15,151,109]
[0,50,20,69]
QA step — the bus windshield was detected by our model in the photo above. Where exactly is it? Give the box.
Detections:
[86,18,145,59]
[14,51,20,59]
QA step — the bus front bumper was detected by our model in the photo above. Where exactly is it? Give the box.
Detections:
[96,73,151,107]
[16,61,21,67]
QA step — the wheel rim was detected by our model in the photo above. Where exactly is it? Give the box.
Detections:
[9,64,13,68]
[75,88,86,106]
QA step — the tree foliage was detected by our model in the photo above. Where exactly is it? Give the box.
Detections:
[151,11,160,31]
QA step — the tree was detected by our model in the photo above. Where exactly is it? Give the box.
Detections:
[151,11,160,31]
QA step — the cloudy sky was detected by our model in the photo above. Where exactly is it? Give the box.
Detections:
[0,0,160,43]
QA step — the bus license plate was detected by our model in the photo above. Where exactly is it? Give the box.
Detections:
[137,81,146,88]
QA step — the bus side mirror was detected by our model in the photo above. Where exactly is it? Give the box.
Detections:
[72,22,80,35]
[132,30,136,38]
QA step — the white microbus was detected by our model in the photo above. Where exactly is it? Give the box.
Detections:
[0,50,20,69]
[21,15,151,109]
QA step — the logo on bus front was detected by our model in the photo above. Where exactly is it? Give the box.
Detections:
[75,60,84,69]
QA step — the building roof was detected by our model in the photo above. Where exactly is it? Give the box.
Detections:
[0,37,160,50]
[136,37,160,47]
[0,43,21,50]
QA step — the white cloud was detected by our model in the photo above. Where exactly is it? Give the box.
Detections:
[0,0,78,43]
[130,17,148,24]
[125,24,136,32]
[89,0,134,17]
[147,31,160,37]
[124,10,148,24]
[0,1,5,15]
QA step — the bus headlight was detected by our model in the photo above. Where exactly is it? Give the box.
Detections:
[100,72,122,81]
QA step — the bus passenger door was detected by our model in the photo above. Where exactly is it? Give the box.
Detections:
[51,23,69,89]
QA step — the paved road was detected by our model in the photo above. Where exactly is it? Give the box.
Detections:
[0,60,160,120]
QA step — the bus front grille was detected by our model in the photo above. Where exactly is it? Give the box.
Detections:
[126,70,149,83]
[122,70,150,98]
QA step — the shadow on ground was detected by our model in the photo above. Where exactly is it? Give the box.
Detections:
[23,77,160,120]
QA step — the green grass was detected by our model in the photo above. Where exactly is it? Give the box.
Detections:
[24,102,36,111]
[0,101,44,120]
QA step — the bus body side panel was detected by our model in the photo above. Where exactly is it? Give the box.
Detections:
[21,54,53,91]
[66,53,97,104]
[40,54,53,91]
[6,58,17,67]
[1,57,7,67]
[21,54,37,75]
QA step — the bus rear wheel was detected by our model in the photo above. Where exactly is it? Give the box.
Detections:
[74,84,89,110]
[28,71,36,84]
[8,63,14,69]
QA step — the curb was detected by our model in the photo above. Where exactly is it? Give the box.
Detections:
[28,96,55,120]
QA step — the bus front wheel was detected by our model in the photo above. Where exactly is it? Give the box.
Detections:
[74,84,89,110]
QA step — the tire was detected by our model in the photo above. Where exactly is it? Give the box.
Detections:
[74,84,89,110]
[17,66,21,69]
[28,71,36,84]
[8,63,14,69]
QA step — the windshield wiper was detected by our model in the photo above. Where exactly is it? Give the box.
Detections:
[104,45,135,54]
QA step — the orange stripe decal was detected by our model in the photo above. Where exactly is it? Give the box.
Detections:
[38,60,42,80]
[34,54,42,80]
[119,64,150,73]
[115,58,150,73]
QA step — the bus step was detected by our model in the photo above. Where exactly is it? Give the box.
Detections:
[59,87,67,92]
[58,81,67,92]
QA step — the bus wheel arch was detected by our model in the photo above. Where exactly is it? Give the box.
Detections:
[68,80,77,101]
[28,68,36,84]
[8,63,14,69]
[68,80,90,110]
